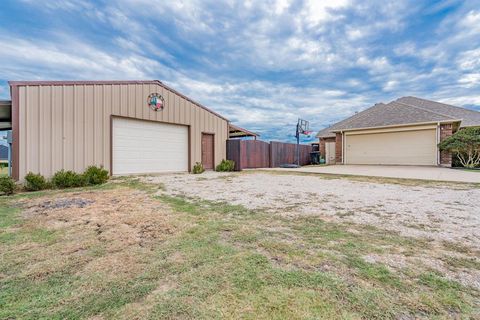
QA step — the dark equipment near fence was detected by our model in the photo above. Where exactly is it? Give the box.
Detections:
[310,151,320,165]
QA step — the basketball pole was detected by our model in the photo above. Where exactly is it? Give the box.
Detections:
[296,119,300,166]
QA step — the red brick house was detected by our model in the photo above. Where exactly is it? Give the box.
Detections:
[317,96,480,166]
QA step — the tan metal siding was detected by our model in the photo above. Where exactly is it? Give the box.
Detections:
[19,87,25,176]
[52,86,63,172]
[86,85,94,167]
[16,82,228,180]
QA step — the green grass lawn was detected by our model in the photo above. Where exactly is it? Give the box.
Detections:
[0,179,478,319]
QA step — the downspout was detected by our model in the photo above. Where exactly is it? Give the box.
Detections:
[436,122,440,166]
[341,130,345,164]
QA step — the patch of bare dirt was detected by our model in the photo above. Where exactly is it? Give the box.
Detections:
[13,188,185,282]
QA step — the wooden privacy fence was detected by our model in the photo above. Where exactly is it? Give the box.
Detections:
[227,139,312,171]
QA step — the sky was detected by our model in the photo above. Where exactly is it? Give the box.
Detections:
[0,0,480,143]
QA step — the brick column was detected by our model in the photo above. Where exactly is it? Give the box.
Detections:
[439,123,453,167]
[319,139,326,159]
[335,133,343,164]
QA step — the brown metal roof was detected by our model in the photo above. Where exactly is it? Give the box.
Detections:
[8,80,229,122]
[316,96,480,138]
[229,124,259,138]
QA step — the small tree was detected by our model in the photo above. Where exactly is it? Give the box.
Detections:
[438,127,480,168]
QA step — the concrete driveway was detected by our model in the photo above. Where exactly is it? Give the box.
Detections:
[267,165,480,183]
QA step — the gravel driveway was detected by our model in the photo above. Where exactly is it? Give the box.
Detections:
[144,171,480,250]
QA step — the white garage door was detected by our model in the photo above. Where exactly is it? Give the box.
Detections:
[112,118,188,174]
[345,129,437,165]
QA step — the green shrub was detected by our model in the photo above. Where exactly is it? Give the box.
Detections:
[24,172,49,191]
[51,170,86,188]
[83,165,109,185]
[192,162,205,174]
[0,176,16,195]
[215,159,235,172]
[438,127,480,168]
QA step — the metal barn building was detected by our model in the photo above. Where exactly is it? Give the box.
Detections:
[6,80,231,180]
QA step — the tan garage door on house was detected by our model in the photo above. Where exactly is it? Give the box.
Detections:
[345,127,437,165]
[112,117,189,175]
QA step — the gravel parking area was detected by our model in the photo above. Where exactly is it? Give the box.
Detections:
[145,171,480,250]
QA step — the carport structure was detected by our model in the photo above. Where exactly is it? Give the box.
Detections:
[0,100,12,175]
[228,124,259,139]
[0,100,11,130]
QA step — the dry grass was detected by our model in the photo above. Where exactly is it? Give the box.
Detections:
[0,165,8,176]
[1,178,479,319]
[1,185,184,319]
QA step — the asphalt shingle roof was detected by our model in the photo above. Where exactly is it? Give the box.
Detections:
[316,96,480,138]
[316,103,386,138]
[396,96,480,127]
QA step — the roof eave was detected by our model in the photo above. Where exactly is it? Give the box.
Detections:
[331,119,463,133]
[459,123,480,128]
[316,134,336,138]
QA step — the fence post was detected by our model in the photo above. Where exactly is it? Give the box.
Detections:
[239,140,246,171]
[226,139,242,171]
[269,142,274,168]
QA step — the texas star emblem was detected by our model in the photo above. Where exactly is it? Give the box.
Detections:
[147,93,164,111]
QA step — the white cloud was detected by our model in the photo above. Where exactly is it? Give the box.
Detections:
[394,42,417,57]
[356,56,392,75]
[346,28,365,40]
[458,73,480,88]
[19,0,94,11]
[300,0,350,27]
[439,94,480,107]
[457,10,480,36]
[168,77,371,135]
[274,0,291,15]
[0,35,161,80]
[383,80,399,92]
[457,48,480,71]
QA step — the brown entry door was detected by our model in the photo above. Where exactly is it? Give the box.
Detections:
[201,133,214,170]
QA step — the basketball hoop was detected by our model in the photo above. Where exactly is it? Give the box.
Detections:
[298,119,309,133]
[280,118,313,167]
[295,119,310,165]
